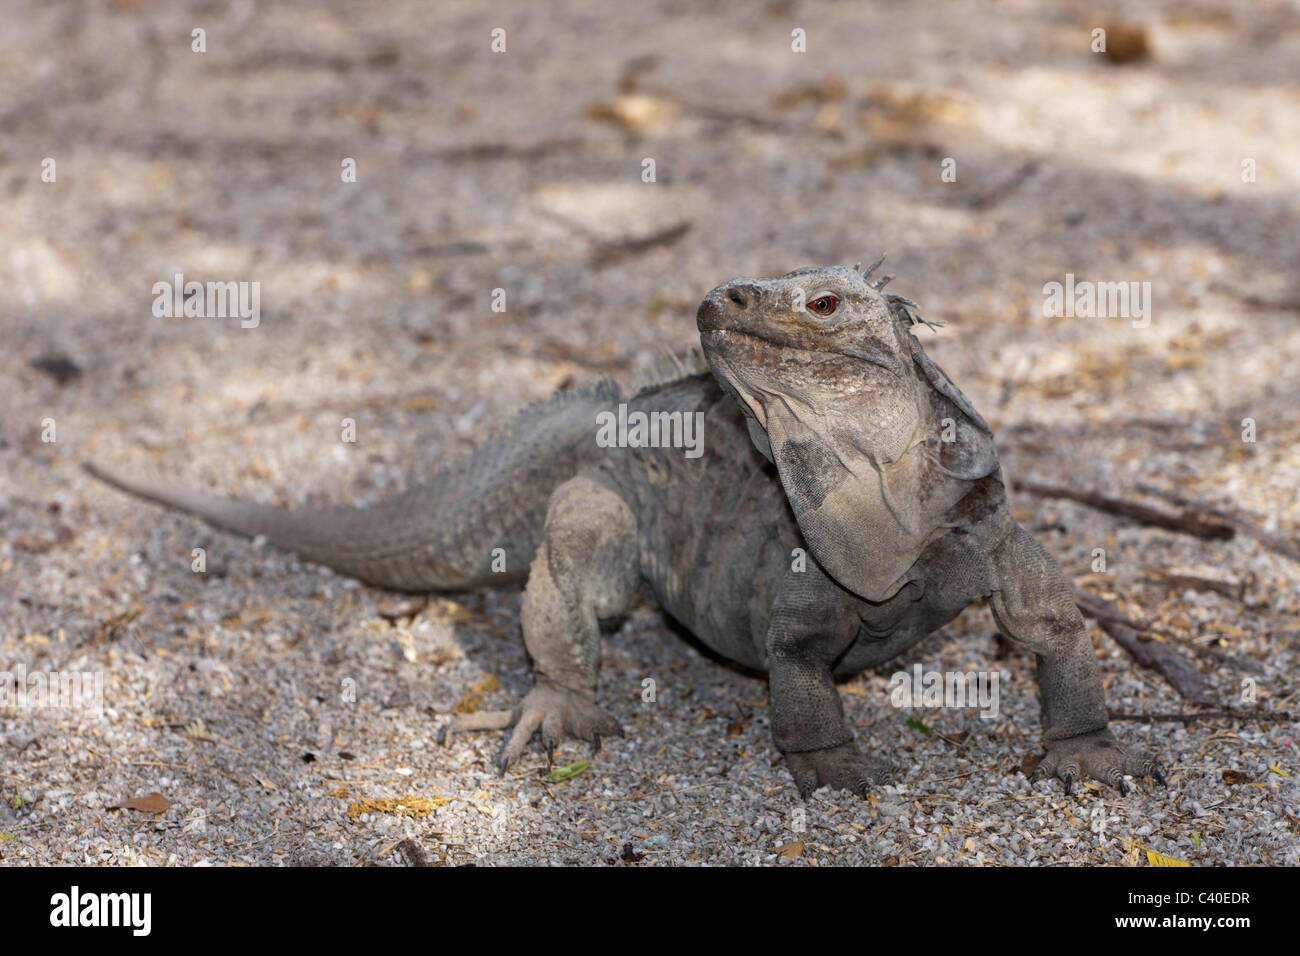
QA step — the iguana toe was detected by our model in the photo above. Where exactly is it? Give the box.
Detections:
[497,680,622,772]
[1035,730,1167,794]
[784,742,896,798]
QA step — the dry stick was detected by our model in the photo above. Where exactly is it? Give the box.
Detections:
[1176,639,1264,676]
[535,206,693,269]
[1074,590,1218,707]
[1091,574,1265,675]
[1141,569,1251,603]
[1137,483,1300,563]
[590,220,693,267]
[1016,481,1235,541]
[1108,710,1294,724]
[1021,480,1265,676]
[964,159,1040,210]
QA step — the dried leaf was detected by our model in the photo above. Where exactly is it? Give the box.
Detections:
[776,841,805,860]
[111,793,171,814]
[1222,769,1249,785]
[1121,836,1190,868]
[454,674,501,714]
[1146,848,1190,867]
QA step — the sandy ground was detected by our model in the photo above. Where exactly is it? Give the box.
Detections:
[1,0,1298,865]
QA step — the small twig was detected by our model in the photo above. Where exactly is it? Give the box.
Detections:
[1018,481,1235,541]
[639,84,788,131]
[1108,710,1294,723]
[1075,590,1218,706]
[590,220,692,267]
[1138,483,1300,563]
[1141,569,1251,603]
[1208,280,1300,314]
[1071,581,1262,673]
[431,137,587,163]
[964,159,1040,210]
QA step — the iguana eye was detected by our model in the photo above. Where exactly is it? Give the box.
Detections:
[807,294,838,316]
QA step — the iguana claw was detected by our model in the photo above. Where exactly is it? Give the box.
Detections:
[496,679,622,772]
[784,742,896,798]
[1032,730,1166,795]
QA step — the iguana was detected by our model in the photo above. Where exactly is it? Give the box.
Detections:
[85,260,1166,797]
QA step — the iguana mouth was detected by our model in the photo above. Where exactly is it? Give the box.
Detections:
[699,326,835,369]
[699,327,905,381]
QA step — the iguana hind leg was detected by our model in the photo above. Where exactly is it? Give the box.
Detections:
[497,474,638,773]
[768,563,897,797]
[988,523,1166,793]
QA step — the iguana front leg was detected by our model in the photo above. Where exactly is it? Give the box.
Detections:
[767,562,895,797]
[497,474,638,772]
[988,524,1166,793]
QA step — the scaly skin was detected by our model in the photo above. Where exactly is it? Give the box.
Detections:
[85,261,1167,798]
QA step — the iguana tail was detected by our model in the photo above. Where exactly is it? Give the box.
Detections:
[83,381,620,592]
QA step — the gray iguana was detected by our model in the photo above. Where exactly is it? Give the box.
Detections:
[85,260,1165,797]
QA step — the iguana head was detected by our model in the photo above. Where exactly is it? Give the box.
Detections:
[696,259,998,602]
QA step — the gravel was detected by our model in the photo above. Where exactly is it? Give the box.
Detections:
[1,0,1297,866]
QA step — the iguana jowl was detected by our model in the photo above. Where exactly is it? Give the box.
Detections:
[86,261,1165,797]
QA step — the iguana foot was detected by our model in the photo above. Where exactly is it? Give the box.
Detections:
[497,679,623,773]
[785,742,897,798]
[1031,730,1167,795]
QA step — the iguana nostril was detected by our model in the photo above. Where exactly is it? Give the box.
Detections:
[727,286,748,307]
